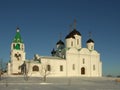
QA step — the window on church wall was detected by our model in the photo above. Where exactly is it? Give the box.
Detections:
[13,44,16,49]
[18,66,20,70]
[77,39,79,45]
[15,44,20,50]
[93,65,95,71]
[47,65,51,71]
[60,65,63,71]
[71,41,73,46]
[33,65,39,71]
[72,64,75,70]
[83,58,85,64]
[91,46,93,50]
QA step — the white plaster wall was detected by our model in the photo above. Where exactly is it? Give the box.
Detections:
[87,42,94,50]
[66,52,79,76]
[99,61,102,76]
[66,38,75,48]
[10,49,25,74]
[74,35,82,49]
[8,43,102,77]
[41,58,67,77]
[27,62,41,77]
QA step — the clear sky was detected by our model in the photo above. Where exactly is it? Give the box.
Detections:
[0,0,120,76]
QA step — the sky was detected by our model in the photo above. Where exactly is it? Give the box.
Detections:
[0,0,120,76]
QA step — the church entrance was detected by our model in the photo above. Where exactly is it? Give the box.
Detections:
[81,67,85,75]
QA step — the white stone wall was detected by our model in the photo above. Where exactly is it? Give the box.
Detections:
[8,30,102,77]
[74,35,82,49]
[66,38,75,48]
[9,42,26,74]
[27,62,41,77]
[87,42,94,50]
[8,46,102,77]
[41,58,67,77]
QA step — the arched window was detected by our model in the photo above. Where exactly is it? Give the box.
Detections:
[60,65,63,71]
[93,65,95,71]
[15,44,20,50]
[81,67,85,75]
[33,65,39,71]
[72,64,75,70]
[13,44,16,49]
[91,46,93,50]
[77,39,79,45]
[83,58,85,64]
[47,65,51,71]
[71,41,73,46]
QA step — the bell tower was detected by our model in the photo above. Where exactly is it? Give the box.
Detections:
[10,27,26,74]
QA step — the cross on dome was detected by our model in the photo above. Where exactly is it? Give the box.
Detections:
[73,19,77,29]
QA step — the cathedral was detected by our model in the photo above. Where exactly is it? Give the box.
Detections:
[8,21,102,77]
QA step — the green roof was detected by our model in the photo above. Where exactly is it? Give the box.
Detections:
[13,28,23,43]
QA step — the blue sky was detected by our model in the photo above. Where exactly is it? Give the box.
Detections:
[0,0,120,76]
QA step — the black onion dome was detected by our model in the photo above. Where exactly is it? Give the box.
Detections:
[51,48,56,55]
[65,29,81,39]
[56,40,64,45]
[71,29,81,36]
[65,34,75,39]
[86,38,94,43]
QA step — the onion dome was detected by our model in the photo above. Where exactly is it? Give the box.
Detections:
[86,38,94,43]
[51,48,56,56]
[56,40,64,45]
[65,34,75,39]
[65,29,81,39]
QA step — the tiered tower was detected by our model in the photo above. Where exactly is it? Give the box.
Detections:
[10,27,26,74]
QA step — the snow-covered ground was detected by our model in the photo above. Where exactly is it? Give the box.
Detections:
[0,77,120,90]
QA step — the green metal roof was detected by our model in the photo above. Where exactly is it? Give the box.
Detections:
[13,28,23,43]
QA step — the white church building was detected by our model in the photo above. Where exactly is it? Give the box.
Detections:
[8,22,102,77]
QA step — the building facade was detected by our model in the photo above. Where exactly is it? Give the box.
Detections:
[8,24,102,77]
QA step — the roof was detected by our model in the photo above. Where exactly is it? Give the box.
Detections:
[25,60,41,64]
[86,38,94,43]
[56,40,64,45]
[40,56,65,60]
[65,29,81,39]
[13,28,23,43]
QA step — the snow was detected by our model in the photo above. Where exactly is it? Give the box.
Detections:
[0,77,120,90]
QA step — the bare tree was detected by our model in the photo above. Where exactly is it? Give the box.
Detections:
[0,59,3,80]
[19,61,29,81]
[40,61,53,82]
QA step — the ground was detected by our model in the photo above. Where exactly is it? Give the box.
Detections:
[0,76,120,90]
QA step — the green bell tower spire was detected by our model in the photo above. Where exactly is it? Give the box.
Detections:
[13,27,23,43]
[12,27,24,50]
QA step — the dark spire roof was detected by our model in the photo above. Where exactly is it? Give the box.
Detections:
[65,29,81,39]
[56,40,64,45]
[86,38,94,43]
